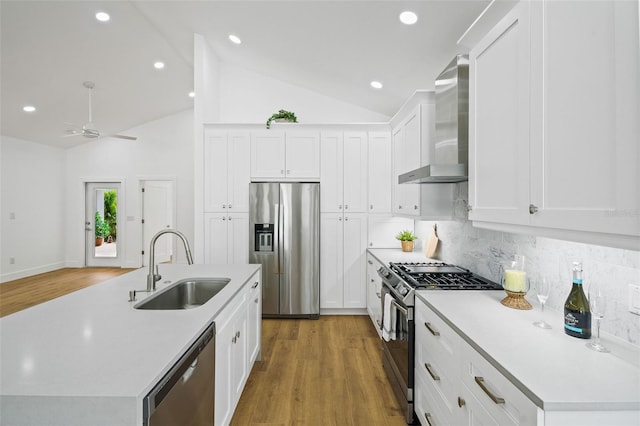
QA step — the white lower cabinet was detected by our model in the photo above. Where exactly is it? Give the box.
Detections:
[320,213,367,309]
[204,213,249,264]
[415,296,537,426]
[215,272,261,426]
[365,253,383,336]
[215,291,248,426]
[247,278,261,365]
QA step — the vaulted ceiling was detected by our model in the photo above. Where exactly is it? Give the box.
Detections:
[0,0,489,148]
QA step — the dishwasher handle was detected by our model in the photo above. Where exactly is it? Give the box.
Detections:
[143,322,215,422]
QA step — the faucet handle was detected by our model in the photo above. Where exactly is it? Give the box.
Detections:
[154,265,161,282]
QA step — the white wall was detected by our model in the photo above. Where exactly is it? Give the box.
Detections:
[414,217,640,347]
[64,109,194,269]
[218,63,390,124]
[0,135,65,282]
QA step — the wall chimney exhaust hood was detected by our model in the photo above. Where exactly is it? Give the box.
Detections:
[400,55,469,184]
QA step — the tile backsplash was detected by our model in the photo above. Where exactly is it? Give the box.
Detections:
[415,219,640,347]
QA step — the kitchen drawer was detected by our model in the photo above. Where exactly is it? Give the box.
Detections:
[415,366,459,426]
[415,297,461,364]
[460,341,537,426]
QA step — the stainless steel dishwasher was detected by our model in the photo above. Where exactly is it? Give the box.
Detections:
[143,322,215,426]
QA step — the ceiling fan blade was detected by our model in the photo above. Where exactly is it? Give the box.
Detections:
[111,134,137,141]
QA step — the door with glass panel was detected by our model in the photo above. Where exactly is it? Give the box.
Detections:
[85,182,122,267]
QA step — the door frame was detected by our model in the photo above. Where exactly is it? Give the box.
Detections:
[138,176,177,267]
[83,178,126,268]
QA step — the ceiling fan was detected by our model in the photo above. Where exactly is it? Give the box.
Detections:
[64,81,137,141]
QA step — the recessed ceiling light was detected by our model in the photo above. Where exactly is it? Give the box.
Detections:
[370,81,383,89]
[154,61,165,70]
[95,12,110,22]
[228,34,242,45]
[399,11,418,25]
[188,92,195,98]
[23,105,36,112]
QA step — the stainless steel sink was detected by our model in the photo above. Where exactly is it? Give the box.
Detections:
[134,278,230,310]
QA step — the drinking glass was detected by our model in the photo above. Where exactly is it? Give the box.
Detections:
[532,278,552,329]
[586,283,609,353]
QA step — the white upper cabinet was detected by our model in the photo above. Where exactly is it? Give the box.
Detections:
[367,131,392,213]
[204,130,250,213]
[467,0,639,249]
[251,130,320,180]
[528,0,639,238]
[392,105,422,215]
[320,131,368,213]
[468,1,531,225]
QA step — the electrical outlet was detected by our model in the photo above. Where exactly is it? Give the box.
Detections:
[629,285,640,316]
[9,257,15,264]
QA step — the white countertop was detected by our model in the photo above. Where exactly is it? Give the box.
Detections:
[415,290,640,412]
[0,264,261,426]
[367,247,435,265]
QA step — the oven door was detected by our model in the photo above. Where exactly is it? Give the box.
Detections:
[380,282,415,424]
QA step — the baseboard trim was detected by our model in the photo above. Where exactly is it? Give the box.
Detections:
[0,262,66,284]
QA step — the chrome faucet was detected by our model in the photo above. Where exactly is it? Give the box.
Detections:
[147,229,194,292]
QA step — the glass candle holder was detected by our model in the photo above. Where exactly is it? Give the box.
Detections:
[500,255,532,310]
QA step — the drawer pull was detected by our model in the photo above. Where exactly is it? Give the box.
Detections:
[251,281,259,289]
[424,412,434,426]
[457,396,466,408]
[424,363,440,381]
[424,322,440,336]
[474,376,505,404]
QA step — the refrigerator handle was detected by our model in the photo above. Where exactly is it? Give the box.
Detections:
[278,199,285,274]
[273,203,281,275]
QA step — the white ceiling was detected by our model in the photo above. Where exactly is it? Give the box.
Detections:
[0,0,489,148]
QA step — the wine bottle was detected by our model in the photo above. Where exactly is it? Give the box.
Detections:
[564,261,591,338]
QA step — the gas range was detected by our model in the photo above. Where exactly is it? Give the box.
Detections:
[389,261,502,290]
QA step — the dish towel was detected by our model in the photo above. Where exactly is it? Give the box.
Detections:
[382,293,396,342]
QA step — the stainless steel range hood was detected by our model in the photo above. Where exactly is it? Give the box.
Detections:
[400,55,469,184]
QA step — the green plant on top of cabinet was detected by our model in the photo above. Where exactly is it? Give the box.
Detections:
[250,130,320,180]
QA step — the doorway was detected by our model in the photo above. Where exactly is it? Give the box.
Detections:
[85,182,122,267]
[141,179,175,267]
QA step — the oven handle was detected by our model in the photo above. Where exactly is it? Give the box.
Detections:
[391,299,409,317]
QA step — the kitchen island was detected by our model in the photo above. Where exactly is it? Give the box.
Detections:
[0,264,261,426]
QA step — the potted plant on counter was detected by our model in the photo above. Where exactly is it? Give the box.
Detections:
[396,230,418,252]
[266,109,298,129]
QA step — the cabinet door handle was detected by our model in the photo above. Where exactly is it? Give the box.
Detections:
[474,376,505,404]
[344,204,349,210]
[370,204,374,210]
[424,363,440,381]
[338,204,343,210]
[236,331,241,338]
[376,292,381,299]
[338,217,342,221]
[228,216,232,221]
[457,397,466,408]
[529,204,539,214]
[287,170,291,175]
[345,216,349,221]
[232,336,236,344]
[228,204,232,209]
[281,169,284,175]
[376,319,382,328]
[424,322,440,336]
[222,217,226,221]
[255,298,259,304]
[252,281,259,289]
[222,204,226,209]
[368,260,373,265]
[414,205,418,210]
[424,412,434,426]
[398,205,402,209]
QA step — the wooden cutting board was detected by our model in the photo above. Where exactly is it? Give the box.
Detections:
[425,224,439,258]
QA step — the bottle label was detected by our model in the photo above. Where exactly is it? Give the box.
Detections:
[564,310,591,338]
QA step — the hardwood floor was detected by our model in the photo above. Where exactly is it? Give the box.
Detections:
[0,267,135,317]
[231,316,406,426]
[1,269,406,425]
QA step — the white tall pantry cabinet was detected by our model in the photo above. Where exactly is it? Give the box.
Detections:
[466,0,639,250]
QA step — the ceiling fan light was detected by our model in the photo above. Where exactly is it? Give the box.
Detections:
[399,11,418,25]
[95,12,110,22]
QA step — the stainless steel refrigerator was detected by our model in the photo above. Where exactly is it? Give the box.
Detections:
[249,182,320,318]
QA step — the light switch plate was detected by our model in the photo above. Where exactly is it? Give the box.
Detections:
[629,284,640,316]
